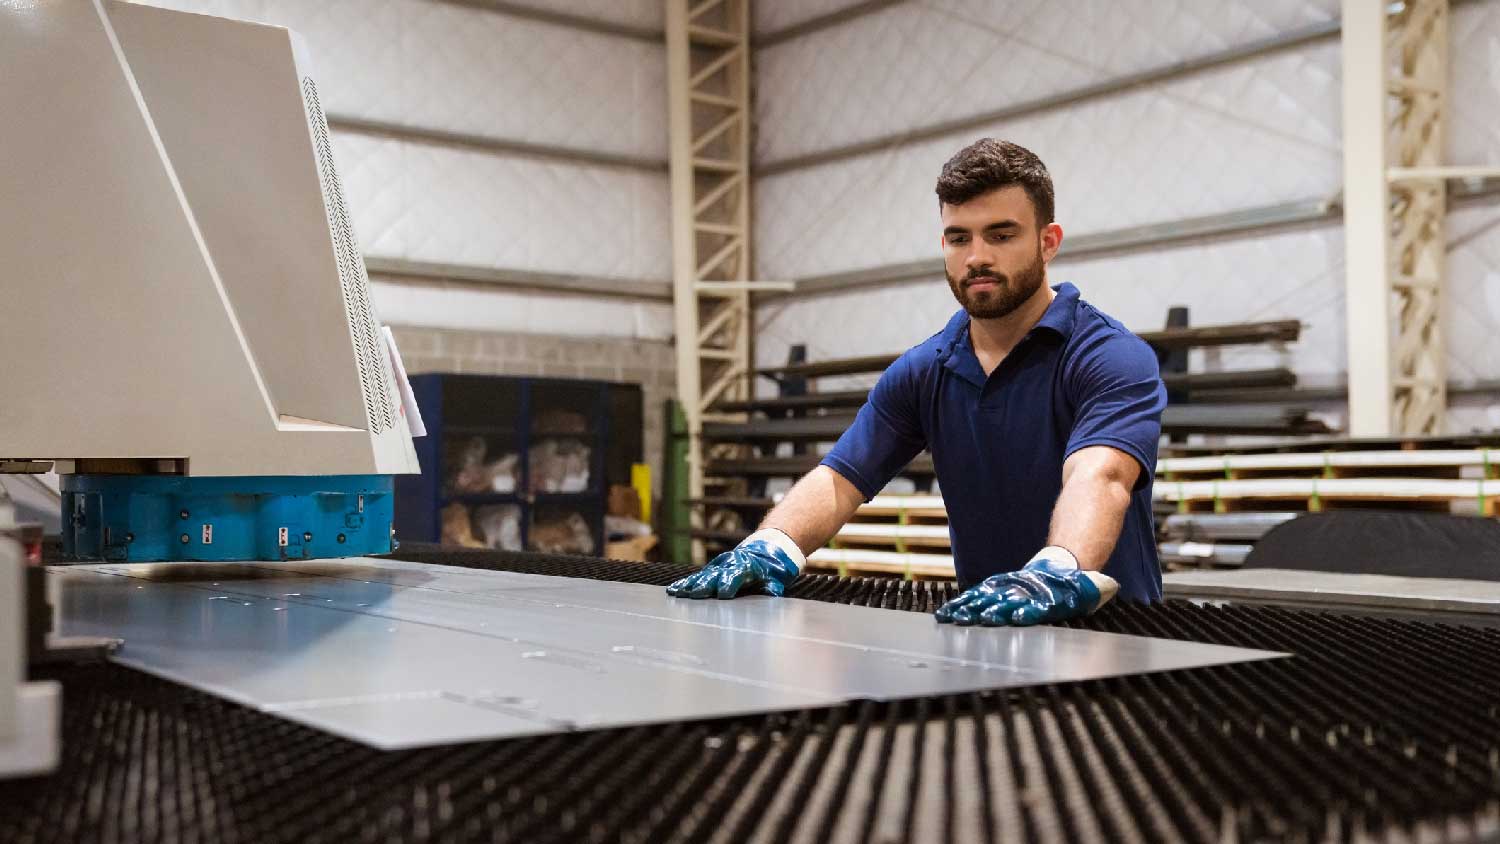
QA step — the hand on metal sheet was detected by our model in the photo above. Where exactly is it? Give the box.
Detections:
[665,528,804,599]
[934,547,1119,626]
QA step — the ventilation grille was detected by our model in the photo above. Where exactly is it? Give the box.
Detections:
[302,77,393,434]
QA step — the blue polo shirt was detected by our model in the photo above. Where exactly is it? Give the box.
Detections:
[820,283,1166,602]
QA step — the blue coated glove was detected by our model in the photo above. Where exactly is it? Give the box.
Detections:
[666,528,804,599]
[934,547,1119,627]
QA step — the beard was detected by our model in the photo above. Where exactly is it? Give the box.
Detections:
[945,247,1047,320]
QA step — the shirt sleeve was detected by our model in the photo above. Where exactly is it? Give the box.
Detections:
[819,355,927,500]
[1064,333,1167,490]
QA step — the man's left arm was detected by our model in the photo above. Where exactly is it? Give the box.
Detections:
[936,333,1164,626]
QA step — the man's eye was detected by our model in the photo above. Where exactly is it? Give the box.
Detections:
[948,236,968,245]
[987,233,1014,243]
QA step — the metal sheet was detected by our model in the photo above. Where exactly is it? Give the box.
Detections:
[1165,568,1500,615]
[1161,512,1297,542]
[1159,542,1253,568]
[52,558,1282,749]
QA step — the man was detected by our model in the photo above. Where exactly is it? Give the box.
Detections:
[668,139,1166,626]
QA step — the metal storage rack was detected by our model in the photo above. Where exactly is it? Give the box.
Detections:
[394,374,642,556]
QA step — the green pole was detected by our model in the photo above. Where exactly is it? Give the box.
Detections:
[661,399,693,564]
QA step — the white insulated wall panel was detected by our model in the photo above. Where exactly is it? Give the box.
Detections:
[754,0,880,35]
[331,133,671,282]
[1451,0,1500,169]
[753,0,1340,164]
[1444,0,1500,397]
[129,0,667,159]
[754,40,1341,283]
[1449,398,1500,435]
[395,1,666,160]
[1447,202,1500,384]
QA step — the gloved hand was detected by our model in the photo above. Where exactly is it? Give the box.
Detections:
[934,547,1119,627]
[665,528,804,599]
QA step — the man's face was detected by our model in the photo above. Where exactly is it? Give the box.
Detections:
[940,186,1062,320]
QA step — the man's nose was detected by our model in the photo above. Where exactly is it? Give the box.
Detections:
[965,245,995,271]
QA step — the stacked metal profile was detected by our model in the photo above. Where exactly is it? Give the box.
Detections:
[4,548,1500,843]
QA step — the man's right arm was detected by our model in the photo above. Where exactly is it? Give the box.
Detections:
[761,465,867,555]
[666,353,925,600]
[768,351,926,555]
[664,464,890,600]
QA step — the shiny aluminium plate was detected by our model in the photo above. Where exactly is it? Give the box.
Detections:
[51,559,1284,750]
[1165,568,1500,616]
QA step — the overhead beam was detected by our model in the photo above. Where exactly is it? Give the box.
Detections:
[363,257,672,302]
[327,115,668,173]
[430,0,663,42]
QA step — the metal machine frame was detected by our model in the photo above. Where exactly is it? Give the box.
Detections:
[1,0,421,564]
[0,0,419,478]
[0,526,60,779]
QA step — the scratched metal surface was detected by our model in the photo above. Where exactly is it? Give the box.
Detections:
[50,558,1282,749]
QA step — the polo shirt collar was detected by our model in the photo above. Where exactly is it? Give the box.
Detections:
[938,282,1081,387]
[937,309,986,387]
[1035,281,1081,339]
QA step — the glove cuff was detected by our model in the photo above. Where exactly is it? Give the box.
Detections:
[1028,545,1080,570]
[1078,569,1120,607]
[1026,546,1119,612]
[745,528,806,569]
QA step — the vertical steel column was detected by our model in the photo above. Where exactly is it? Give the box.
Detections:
[1341,0,1395,436]
[1387,0,1449,434]
[666,0,754,562]
[1342,0,1452,436]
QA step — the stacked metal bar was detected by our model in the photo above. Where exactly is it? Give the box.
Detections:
[4,548,1500,843]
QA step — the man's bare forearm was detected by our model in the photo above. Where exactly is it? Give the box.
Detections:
[760,466,866,556]
[1047,446,1139,570]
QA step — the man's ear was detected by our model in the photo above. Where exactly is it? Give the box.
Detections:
[1040,222,1064,262]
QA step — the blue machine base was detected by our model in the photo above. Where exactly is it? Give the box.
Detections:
[61,474,397,562]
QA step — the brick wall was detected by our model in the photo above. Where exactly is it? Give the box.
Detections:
[390,326,677,496]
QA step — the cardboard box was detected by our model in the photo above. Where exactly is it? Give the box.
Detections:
[605,534,658,562]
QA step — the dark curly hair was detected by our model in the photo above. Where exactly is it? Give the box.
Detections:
[935,138,1055,225]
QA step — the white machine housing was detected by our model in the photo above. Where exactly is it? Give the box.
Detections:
[0,518,60,778]
[0,0,420,478]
